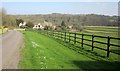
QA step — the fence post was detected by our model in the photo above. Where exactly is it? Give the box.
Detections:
[61,32,62,39]
[58,32,60,39]
[64,32,66,42]
[59,32,60,39]
[107,36,110,57]
[74,33,76,44]
[69,32,70,43]
[50,31,53,37]
[56,32,58,39]
[48,31,50,37]
[53,31,54,37]
[47,31,50,36]
[47,31,48,35]
[57,32,59,38]
[92,34,94,51]
[81,34,84,47]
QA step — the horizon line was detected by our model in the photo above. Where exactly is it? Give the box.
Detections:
[8,13,118,16]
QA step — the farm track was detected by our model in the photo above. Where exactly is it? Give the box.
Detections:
[1,30,23,69]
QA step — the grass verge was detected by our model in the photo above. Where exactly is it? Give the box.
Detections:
[19,30,120,69]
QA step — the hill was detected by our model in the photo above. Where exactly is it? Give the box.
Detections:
[14,14,118,26]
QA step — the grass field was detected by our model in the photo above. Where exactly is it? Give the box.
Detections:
[19,30,120,69]
[57,26,119,61]
[81,26,119,57]
[82,26,119,38]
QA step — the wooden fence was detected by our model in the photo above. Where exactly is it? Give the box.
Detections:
[39,30,120,57]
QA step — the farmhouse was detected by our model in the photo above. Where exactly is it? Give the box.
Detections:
[68,25,73,29]
[33,21,56,30]
[33,23,44,30]
[19,22,27,28]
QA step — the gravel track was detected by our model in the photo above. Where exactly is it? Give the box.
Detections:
[1,30,23,69]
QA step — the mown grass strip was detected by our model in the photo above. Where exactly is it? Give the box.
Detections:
[19,31,120,69]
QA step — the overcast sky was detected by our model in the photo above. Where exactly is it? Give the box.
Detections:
[2,2,118,16]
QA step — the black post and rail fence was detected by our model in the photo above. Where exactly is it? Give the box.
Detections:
[39,30,120,57]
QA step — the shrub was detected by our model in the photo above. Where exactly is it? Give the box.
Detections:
[26,21,34,28]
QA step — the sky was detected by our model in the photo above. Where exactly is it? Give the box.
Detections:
[2,2,118,16]
[1,0,120,2]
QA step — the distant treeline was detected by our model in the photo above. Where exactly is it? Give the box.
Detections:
[15,13,118,26]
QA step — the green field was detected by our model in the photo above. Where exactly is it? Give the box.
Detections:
[19,30,120,69]
[81,26,119,57]
[82,26,119,37]
[57,26,119,61]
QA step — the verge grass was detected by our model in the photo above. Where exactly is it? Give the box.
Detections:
[19,30,120,69]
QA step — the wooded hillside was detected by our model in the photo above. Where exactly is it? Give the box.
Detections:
[14,13,118,26]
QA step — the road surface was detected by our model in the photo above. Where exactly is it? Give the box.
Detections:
[1,30,23,69]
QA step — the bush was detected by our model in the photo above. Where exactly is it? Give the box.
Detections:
[61,21,67,31]
[16,19,24,26]
[72,24,83,32]
[26,21,34,28]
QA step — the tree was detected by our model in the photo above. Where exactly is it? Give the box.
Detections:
[2,8,7,26]
[44,25,49,30]
[67,17,70,22]
[16,19,24,26]
[45,19,48,22]
[26,21,34,28]
[72,24,83,31]
[61,21,66,26]
[2,9,17,28]
[15,13,118,27]
[61,21,66,31]
[2,8,6,15]
[9,16,17,27]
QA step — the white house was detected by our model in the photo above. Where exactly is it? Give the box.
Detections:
[19,23,23,28]
[33,23,44,30]
[33,21,57,30]
[23,22,26,26]
[53,25,56,30]
[68,25,73,29]
[19,22,26,28]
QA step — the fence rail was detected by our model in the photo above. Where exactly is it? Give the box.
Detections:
[39,30,120,57]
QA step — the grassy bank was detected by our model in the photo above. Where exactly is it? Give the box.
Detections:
[19,31,119,69]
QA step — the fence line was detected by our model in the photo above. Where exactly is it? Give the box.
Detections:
[39,30,120,57]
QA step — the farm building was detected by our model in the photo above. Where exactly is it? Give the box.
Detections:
[33,23,44,30]
[19,22,27,28]
[33,21,56,30]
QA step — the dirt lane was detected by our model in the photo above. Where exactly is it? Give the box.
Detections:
[2,30,23,69]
